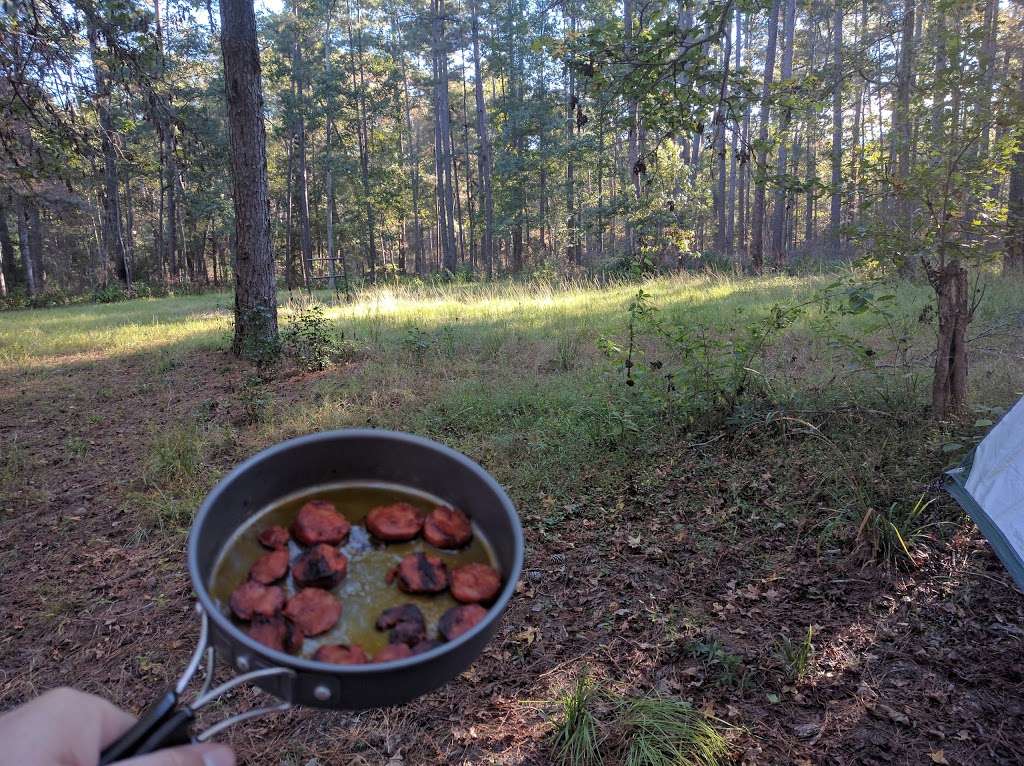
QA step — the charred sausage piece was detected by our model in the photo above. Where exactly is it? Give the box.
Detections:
[292,543,348,589]
[249,614,303,654]
[283,588,342,636]
[291,500,351,546]
[438,604,488,641]
[375,604,426,646]
[423,507,473,549]
[229,581,285,621]
[395,552,448,594]
[365,502,425,542]
[257,525,290,550]
[249,549,290,584]
[450,562,502,604]
[411,639,442,655]
[373,643,413,663]
[314,644,369,665]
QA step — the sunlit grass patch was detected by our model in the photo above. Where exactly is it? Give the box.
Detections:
[552,673,603,766]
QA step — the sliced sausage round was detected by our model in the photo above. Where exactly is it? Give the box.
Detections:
[283,588,342,636]
[439,604,488,641]
[229,581,285,621]
[375,603,427,646]
[393,552,448,594]
[365,502,424,542]
[257,525,290,550]
[423,507,473,549]
[249,549,290,584]
[292,543,348,589]
[291,500,351,546]
[314,644,369,665]
[249,613,304,654]
[373,643,413,663]
[411,639,442,655]
[450,562,502,604]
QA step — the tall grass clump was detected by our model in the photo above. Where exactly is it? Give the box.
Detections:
[618,696,730,766]
[551,673,603,766]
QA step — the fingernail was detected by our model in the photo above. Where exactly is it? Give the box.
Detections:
[201,744,236,766]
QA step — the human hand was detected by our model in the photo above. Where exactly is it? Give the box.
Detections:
[0,687,235,766]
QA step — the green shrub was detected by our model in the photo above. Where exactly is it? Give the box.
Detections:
[282,304,335,371]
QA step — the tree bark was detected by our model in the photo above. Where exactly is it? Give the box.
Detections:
[750,0,781,273]
[400,34,426,276]
[219,0,278,358]
[86,10,131,287]
[893,0,916,276]
[471,0,494,278]
[1006,61,1024,273]
[0,203,18,293]
[928,259,970,418]
[432,0,458,274]
[769,0,795,268]
[829,0,843,255]
[292,2,313,289]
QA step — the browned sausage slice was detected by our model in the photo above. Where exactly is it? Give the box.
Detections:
[249,613,304,654]
[257,525,290,550]
[373,643,413,663]
[283,588,342,635]
[292,543,348,589]
[375,604,427,646]
[394,552,448,594]
[411,639,442,655]
[291,500,351,546]
[249,549,290,584]
[365,502,425,542]
[229,581,285,621]
[314,644,369,664]
[438,604,488,641]
[450,562,502,604]
[423,507,473,549]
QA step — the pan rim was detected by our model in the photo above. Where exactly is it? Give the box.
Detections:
[187,428,524,676]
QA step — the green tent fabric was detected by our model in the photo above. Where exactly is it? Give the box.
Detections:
[945,397,1024,592]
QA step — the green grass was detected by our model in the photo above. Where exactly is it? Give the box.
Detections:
[552,673,603,766]
[619,696,730,766]
[775,626,815,682]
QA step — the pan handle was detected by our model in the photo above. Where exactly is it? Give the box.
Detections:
[99,606,294,765]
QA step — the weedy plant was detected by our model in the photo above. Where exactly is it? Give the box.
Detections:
[238,374,273,426]
[857,494,939,569]
[685,636,753,692]
[617,695,730,766]
[144,421,205,488]
[775,627,815,682]
[551,673,603,766]
[282,304,335,372]
[550,672,729,766]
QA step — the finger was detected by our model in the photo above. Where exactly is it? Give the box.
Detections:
[118,742,235,766]
[34,687,136,750]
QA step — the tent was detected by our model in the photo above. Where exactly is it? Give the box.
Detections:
[946,397,1024,592]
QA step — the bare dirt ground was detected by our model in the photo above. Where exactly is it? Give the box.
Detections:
[2,346,1023,765]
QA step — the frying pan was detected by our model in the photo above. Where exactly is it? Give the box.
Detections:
[99,429,524,764]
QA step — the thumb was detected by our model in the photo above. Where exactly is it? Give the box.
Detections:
[117,742,235,766]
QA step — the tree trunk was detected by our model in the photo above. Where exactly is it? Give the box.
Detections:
[324,19,337,291]
[769,0,795,268]
[829,0,843,255]
[1006,61,1024,273]
[86,11,131,286]
[219,0,278,358]
[750,0,781,273]
[471,0,494,278]
[894,0,916,276]
[432,0,458,274]
[0,203,19,293]
[292,2,313,289]
[625,0,640,260]
[726,10,741,259]
[928,259,970,418]
[400,35,426,276]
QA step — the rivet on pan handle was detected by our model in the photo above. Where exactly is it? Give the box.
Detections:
[98,605,294,765]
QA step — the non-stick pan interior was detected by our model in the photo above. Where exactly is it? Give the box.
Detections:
[187,429,523,709]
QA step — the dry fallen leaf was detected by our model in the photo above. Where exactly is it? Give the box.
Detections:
[514,626,538,645]
[929,750,949,765]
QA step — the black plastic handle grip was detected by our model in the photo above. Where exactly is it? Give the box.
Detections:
[98,690,194,765]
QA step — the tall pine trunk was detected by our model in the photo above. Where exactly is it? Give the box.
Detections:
[769,0,795,268]
[829,0,843,255]
[471,0,494,278]
[750,0,781,273]
[219,0,278,358]
[292,3,313,288]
